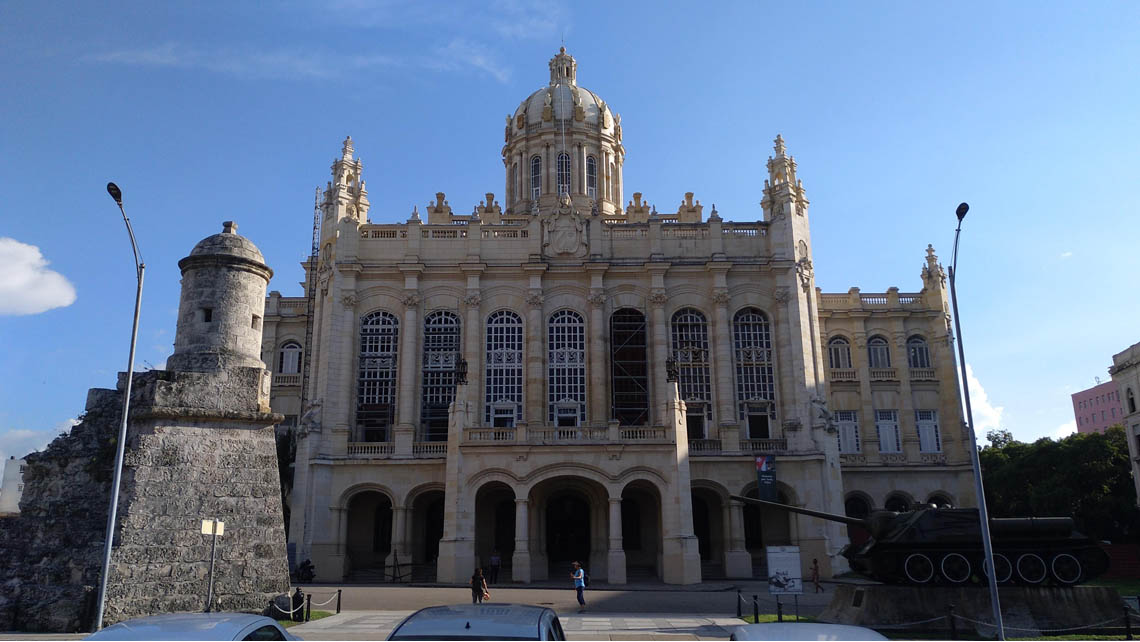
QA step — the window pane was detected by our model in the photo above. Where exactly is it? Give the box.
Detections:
[610,309,648,426]
[485,310,523,425]
[421,311,460,441]
[734,308,775,427]
[671,308,712,423]
[530,156,542,200]
[548,310,586,423]
[357,311,399,442]
[557,152,571,196]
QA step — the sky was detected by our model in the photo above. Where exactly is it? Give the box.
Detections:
[1,1,1138,466]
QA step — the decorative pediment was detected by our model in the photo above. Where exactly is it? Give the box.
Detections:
[541,195,588,258]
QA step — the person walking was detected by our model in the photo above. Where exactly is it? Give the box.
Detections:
[489,549,502,584]
[471,567,489,604]
[570,561,586,612]
[811,558,823,593]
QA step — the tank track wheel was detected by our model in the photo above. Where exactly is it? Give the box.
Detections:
[1016,553,1048,584]
[1050,553,1082,585]
[903,553,935,584]
[983,553,1013,584]
[940,553,971,583]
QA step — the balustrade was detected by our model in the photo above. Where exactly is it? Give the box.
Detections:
[688,438,722,453]
[347,442,394,456]
[413,442,447,457]
[273,373,301,387]
[829,368,857,382]
[909,368,937,381]
[869,368,898,381]
[619,426,666,440]
[740,438,787,453]
[465,427,517,442]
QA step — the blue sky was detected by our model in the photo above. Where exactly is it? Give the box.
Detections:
[1,1,1138,465]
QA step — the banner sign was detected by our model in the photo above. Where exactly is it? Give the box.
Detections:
[755,455,777,502]
[766,545,803,594]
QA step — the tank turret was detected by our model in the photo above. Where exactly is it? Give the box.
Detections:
[730,495,1109,586]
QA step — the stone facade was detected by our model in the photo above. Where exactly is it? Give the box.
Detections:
[1109,342,1140,505]
[0,223,290,632]
[264,49,976,587]
[0,456,25,515]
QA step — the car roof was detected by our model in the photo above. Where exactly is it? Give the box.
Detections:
[730,622,888,641]
[86,612,281,641]
[389,604,552,640]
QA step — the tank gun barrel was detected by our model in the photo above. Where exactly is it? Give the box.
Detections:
[729,495,870,529]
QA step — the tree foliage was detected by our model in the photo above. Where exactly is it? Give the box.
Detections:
[979,425,1139,543]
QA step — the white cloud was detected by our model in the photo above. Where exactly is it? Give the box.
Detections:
[964,364,1004,434]
[0,418,76,466]
[1060,251,1073,259]
[1053,420,1077,440]
[430,38,511,83]
[0,238,77,315]
[88,43,404,80]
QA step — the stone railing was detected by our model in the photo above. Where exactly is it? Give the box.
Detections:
[740,438,788,453]
[880,452,907,465]
[465,427,517,442]
[360,226,406,239]
[829,368,857,382]
[413,442,447,457]
[273,373,301,387]
[920,452,947,465]
[869,368,898,381]
[481,228,529,239]
[661,224,709,239]
[721,223,766,237]
[619,427,666,440]
[909,368,937,381]
[839,453,868,465]
[529,427,608,442]
[689,438,722,454]
[421,227,467,239]
[347,442,394,456]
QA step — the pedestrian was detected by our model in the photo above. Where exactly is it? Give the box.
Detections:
[489,549,502,584]
[471,567,489,604]
[811,558,823,593]
[570,561,586,612]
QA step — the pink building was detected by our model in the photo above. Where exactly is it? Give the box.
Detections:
[1072,380,1125,434]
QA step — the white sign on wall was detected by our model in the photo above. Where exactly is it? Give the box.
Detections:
[766,545,803,594]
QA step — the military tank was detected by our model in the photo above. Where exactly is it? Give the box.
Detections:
[730,494,1110,586]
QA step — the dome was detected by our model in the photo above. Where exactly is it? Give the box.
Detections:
[188,221,266,264]
[511,49,615,134]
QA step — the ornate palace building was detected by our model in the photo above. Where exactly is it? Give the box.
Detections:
[263,49,975,585]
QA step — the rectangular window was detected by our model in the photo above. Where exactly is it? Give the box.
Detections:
[875,410,901,453]
[836,410,860,454]
[916,410,941,453]
[202,308,213,323]
[251,314,261,330]
[687,409,706,439]
[746,407,770,439]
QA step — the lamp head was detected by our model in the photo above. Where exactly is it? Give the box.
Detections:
[107,182,123,206]
[955,202,969,222]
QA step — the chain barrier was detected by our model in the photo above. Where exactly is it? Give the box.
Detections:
[952,612,1127,634]
[269,600,305,615]
[310,593,339,607]
[869,615,949,629]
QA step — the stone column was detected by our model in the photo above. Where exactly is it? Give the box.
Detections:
[711,286,735,440]
[463,289,482,419]
[661,381,702,584]
[587,265,608,425]
[894,330,917,457]
[649,289,669,427]
[388,506,408,569]
[607,497,627,584]
[526,290,545,425]
[723,499,752,578]
[855,330,877,456]
[512,498,532,583]
[395,284,421,455]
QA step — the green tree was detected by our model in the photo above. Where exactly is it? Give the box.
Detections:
[979,425,1139,543]
[985,428,1014,449]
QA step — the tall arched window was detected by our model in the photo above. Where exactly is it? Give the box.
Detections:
[586,156,597,200]
[421,311,460,441]
[548,310,586,425]
[1128,388,1136,414]
[671,308,712,438]
[828,337,852,369]
[609,162,616,201]
[907,335,931,369]
[357,310,399,442]
[510,163,518,203]
[530,155,542,200]
[485,310,523,427]
[734,308,775,439]
[557,152,571,196]
[278,341,302,374]
[611,309,648,426]
[867,336,891,369]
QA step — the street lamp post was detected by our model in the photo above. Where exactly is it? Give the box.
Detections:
[948,201,1005,640]
[93,182,145,631]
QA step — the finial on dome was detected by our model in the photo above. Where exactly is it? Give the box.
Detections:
[774,134,786,156]
[549,48,577,86]
[342,136,354,160]
[560,46,566,54]
[222,221,238,234]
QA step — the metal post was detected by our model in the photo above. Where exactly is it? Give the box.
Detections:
[776,597,783,622]
[949,604,957,640]
[1126,605,1133,641]
[752,594,759,623]
[205,521,219,612]
[336,589,342,614]
[94,183,144,632]
[794,594,798,622]
[305,593,312,622]
[736,589,742,618]
[948,203,1004,641]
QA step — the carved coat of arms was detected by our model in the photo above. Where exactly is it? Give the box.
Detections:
[541,195,587,257]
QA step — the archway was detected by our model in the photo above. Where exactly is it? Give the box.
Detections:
[475,482,516,583]
[345,490,392,579]
[884,493,912,513]
[690,487,727,577]
[528,475,609,581]
[409,488,444,581]
[742,487,791,576]
[844,494,872,547]
[622,480,662,580]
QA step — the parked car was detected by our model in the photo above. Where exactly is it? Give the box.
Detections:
[86,613,298,641]
[729,622,887,641]
[387,603,565,641]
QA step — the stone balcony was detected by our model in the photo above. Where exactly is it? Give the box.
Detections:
[272,373,301,387]
[690,437,788,455]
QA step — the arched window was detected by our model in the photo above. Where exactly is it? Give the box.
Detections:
[734,308,775,439]
[530,155,542,200]
[586,156,597,200]
[927,493,952,508]
[611,309,648,426]
[1128,388,1136,414]
[671,308,712,438]
[485,310,523,427]
[548,310,586,425]
[609,162,616,201]
[907,335,931,369]
[357,311,399,442]
[278,341,302,374]
[844,495,871,519]
[884,494,911,513]
[510,163,518,203]
[867,336,891,369]
[828,337,852,369]
[557,152,571,196]
[421,311,460,441]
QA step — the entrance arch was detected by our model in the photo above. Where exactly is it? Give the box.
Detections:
[409,488,444,581]
[528,475,609,581]
[345,490,392,579]
[742,486,792,576]
[621,480,662,580]
[691,487,728,578]
[475,481,516,582]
